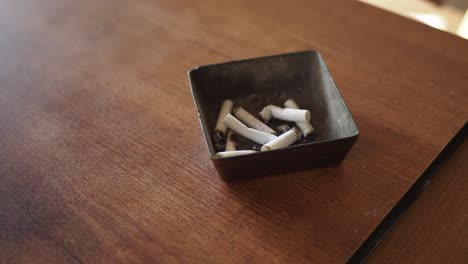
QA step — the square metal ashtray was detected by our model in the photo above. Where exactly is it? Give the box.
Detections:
[188,50,359,180]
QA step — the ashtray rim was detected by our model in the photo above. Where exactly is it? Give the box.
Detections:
[187,50,359,160]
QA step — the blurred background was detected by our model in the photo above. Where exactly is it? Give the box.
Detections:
[359,0,468,39]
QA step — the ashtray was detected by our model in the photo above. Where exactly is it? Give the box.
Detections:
[188,50,359,180]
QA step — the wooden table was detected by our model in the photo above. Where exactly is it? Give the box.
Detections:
[369,134,467,263]
[0,0,467,263]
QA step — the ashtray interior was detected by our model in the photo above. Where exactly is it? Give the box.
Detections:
[189,50,358,157]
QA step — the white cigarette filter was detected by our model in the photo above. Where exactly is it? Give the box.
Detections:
[215,150,258,158]
[261,127,302,151]
[233,107,276,134]
[284,99,315,137]
[225,130,237,151]
[214,100,234,134]
[223,114,277,145]
[259,105,310,123]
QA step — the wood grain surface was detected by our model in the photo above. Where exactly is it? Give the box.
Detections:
[369,136,468,263]
[0,0,467,263]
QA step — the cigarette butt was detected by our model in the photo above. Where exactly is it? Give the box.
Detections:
[215,100,234,134]
[215,150,258,158]
[261,128,301,151]
[284,99,315,137]
[259,105,310,123]
[259,106,273,122]
[225,130,238,151]
[233,107,276,134]
[223,114,277,145]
